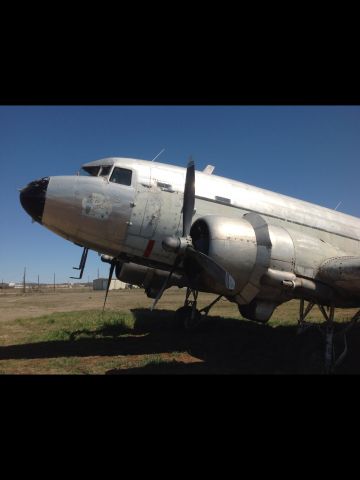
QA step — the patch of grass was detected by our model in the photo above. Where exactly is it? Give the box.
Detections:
[141,354,166,366]
[12,310,135,344]
[2,298,360,374]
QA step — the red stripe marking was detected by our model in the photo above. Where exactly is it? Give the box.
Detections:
[143,240,155,258]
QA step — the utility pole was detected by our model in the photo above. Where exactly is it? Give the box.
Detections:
[38,274,40,290]
[97,268,99,279]
[53,273,56,292]
[23,267,26,294]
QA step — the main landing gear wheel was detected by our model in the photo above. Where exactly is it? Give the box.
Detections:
[175,306,202,330]
[174,289,223,331]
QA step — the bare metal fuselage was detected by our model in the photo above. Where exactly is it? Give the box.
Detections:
[26,157,360,311]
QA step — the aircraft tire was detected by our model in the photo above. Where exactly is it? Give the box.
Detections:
[174,306,202,331]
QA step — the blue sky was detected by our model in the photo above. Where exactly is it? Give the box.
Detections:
[1,106,360,284]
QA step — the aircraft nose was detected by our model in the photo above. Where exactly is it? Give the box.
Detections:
[20,177,49,224]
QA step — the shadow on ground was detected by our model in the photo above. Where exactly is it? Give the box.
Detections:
[1,308,360,374]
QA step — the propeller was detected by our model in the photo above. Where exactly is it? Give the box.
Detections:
[182,158,195,236]
[102,261,116,313]
[151,158,235,310]
[185,247,235,291]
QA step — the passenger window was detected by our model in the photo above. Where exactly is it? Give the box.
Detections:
[110,167,132,186]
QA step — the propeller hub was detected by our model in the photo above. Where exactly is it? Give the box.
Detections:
[162,236,192,254]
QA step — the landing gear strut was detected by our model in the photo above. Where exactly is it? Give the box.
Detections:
[174,288,223,330]
[297,299,360,373]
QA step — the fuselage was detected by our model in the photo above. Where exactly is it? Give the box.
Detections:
[20,157,360,308]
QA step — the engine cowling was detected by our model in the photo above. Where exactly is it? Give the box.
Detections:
[190,213,296,307]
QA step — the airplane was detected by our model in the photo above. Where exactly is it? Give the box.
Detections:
[19,156,360,372]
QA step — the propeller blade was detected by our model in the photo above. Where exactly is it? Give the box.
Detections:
[151,257,181,310]
[102,262,115,313]
[152,158,195,310]
[185,247,236,292]
[183,158,195,237]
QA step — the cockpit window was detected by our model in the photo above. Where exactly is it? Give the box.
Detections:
[82,165,113,177]
[82,166,101,176]
[110,167,132,186]
[99,166,112,177]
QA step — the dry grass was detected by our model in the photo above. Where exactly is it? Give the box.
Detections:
[0,288,359,374]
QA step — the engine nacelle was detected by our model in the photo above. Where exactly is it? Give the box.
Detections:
[190,213,295,306]
[190,215,257,294]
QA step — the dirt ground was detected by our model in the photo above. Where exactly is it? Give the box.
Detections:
[0,287,239,322]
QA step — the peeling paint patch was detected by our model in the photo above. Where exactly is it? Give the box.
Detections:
[82,193,112,220]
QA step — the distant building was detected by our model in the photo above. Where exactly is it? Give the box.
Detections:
[93,278,128,291]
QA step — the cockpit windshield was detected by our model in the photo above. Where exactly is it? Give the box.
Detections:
[81,165,113,177]
[99,166,112,177]
[82,166,101,176]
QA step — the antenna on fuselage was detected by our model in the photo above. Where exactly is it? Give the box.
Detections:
[150,148,165,188]
[151,148,165,162]
[335,201,342,211]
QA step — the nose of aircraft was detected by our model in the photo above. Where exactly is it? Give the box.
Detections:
[20,177,49,224]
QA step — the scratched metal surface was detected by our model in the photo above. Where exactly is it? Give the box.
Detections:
[43,174,134,255]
